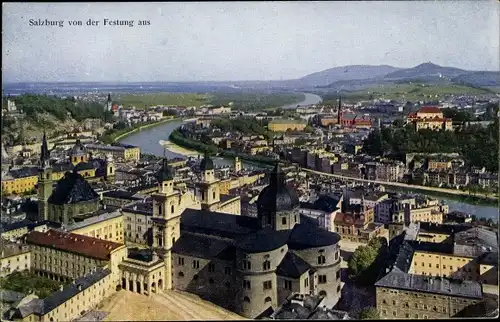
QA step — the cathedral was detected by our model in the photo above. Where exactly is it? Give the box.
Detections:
[149,156,343,318]
[37,133,115,224]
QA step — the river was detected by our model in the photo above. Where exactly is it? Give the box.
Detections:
[119,93,498,221]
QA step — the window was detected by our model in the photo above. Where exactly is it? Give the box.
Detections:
[318,275,327,284]
[317,255,326,265]
[263,280,272,290]
[243,280,251,289]
[421,262,424,267]
[263,260,271,271]
[436,264,439,268]
[208,263,215,272]
[243,296,250,303]
[284,280,292,290]
[209,278,214,284]
[178,272,184,277]
[282,217,287,225]
[429,263,432,267]
[392,311,397,316]
[242,260,251,270]
[304,278,309,288]
[224,267,231,275]
[392,300,397,305]
[171,205,174,214]
[159,205,162,215]
[193,274,199,281]
[192,260,200,269]
[265,297,272,303]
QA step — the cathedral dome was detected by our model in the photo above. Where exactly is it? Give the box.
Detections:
[200,152,214,171]
[256,163,299,213]
[48,171,98,205]
[70,139,87,157]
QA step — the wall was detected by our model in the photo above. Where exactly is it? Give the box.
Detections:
[376,286,479,319]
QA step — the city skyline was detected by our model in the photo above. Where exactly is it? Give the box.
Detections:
[2,1,499,83]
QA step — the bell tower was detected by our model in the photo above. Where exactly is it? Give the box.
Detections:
[105,154,115,182]
[151,156,181,291]
[37,131,52,221]
[234,155,242,173]
[337,96,342,125]
[196,152,221,211]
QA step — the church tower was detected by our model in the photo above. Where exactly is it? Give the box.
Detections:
[256,162,301,231]
[105,154,115,182]
[151,157,181,291]
[234,155,242,173]
[37,131,53,221]
[106,93,112,111]
[196,152,221,211]
[337,96,343,125]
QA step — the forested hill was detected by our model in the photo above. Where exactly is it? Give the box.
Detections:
[2,94,111,145]
[362,118,499,172]
[4,94,110,122]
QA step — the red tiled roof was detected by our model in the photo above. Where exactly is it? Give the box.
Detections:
[417,106,441,114]
[408,112,417,118]
[26,229,123,260]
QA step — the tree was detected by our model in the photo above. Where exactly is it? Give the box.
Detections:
[358,307,380,320]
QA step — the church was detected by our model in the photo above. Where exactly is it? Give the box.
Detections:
[148,156,343,318]
[31,139,342,319]
[37,133,115,224]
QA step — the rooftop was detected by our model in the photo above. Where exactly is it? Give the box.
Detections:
[25,229,123,261]
[12,268,111,318]
[171,232,233,260]
[375,270,483,299]
[48,171,99,205]
[276,251,312,279]
[62,209,122,232]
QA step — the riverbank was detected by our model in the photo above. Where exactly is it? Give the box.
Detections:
[388,185,499,207]
[113,117,181,142]
[160,140,201,157]
[169,129,277,166]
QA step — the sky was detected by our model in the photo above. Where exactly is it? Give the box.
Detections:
[2,1,499,82]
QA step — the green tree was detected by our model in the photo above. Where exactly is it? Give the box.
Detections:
[358,307,380,320]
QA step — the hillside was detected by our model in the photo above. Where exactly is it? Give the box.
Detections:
[297,65,401,87]
[2,94,109,145]
[384,62,467,80]
[452,71,500,87]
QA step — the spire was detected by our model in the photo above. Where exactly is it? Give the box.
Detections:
[337,96,342,124]
[270,161,285,187]
[39,130,50,168]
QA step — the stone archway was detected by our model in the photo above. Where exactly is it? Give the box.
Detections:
[136,281,141,294]
[158,279,163,291]
[151,282,156,293]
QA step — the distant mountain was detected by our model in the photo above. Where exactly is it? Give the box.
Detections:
[297,65,401,87]
[383,62,468,80]
[452,71,500,87]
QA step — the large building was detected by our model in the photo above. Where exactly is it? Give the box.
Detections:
[375,270,483,319]
[85,143,140,162]
[406,106,453,131]
[1,134,115,195]
[374,230,489,319]
[167,163,343,318]
[268,119,307,132]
